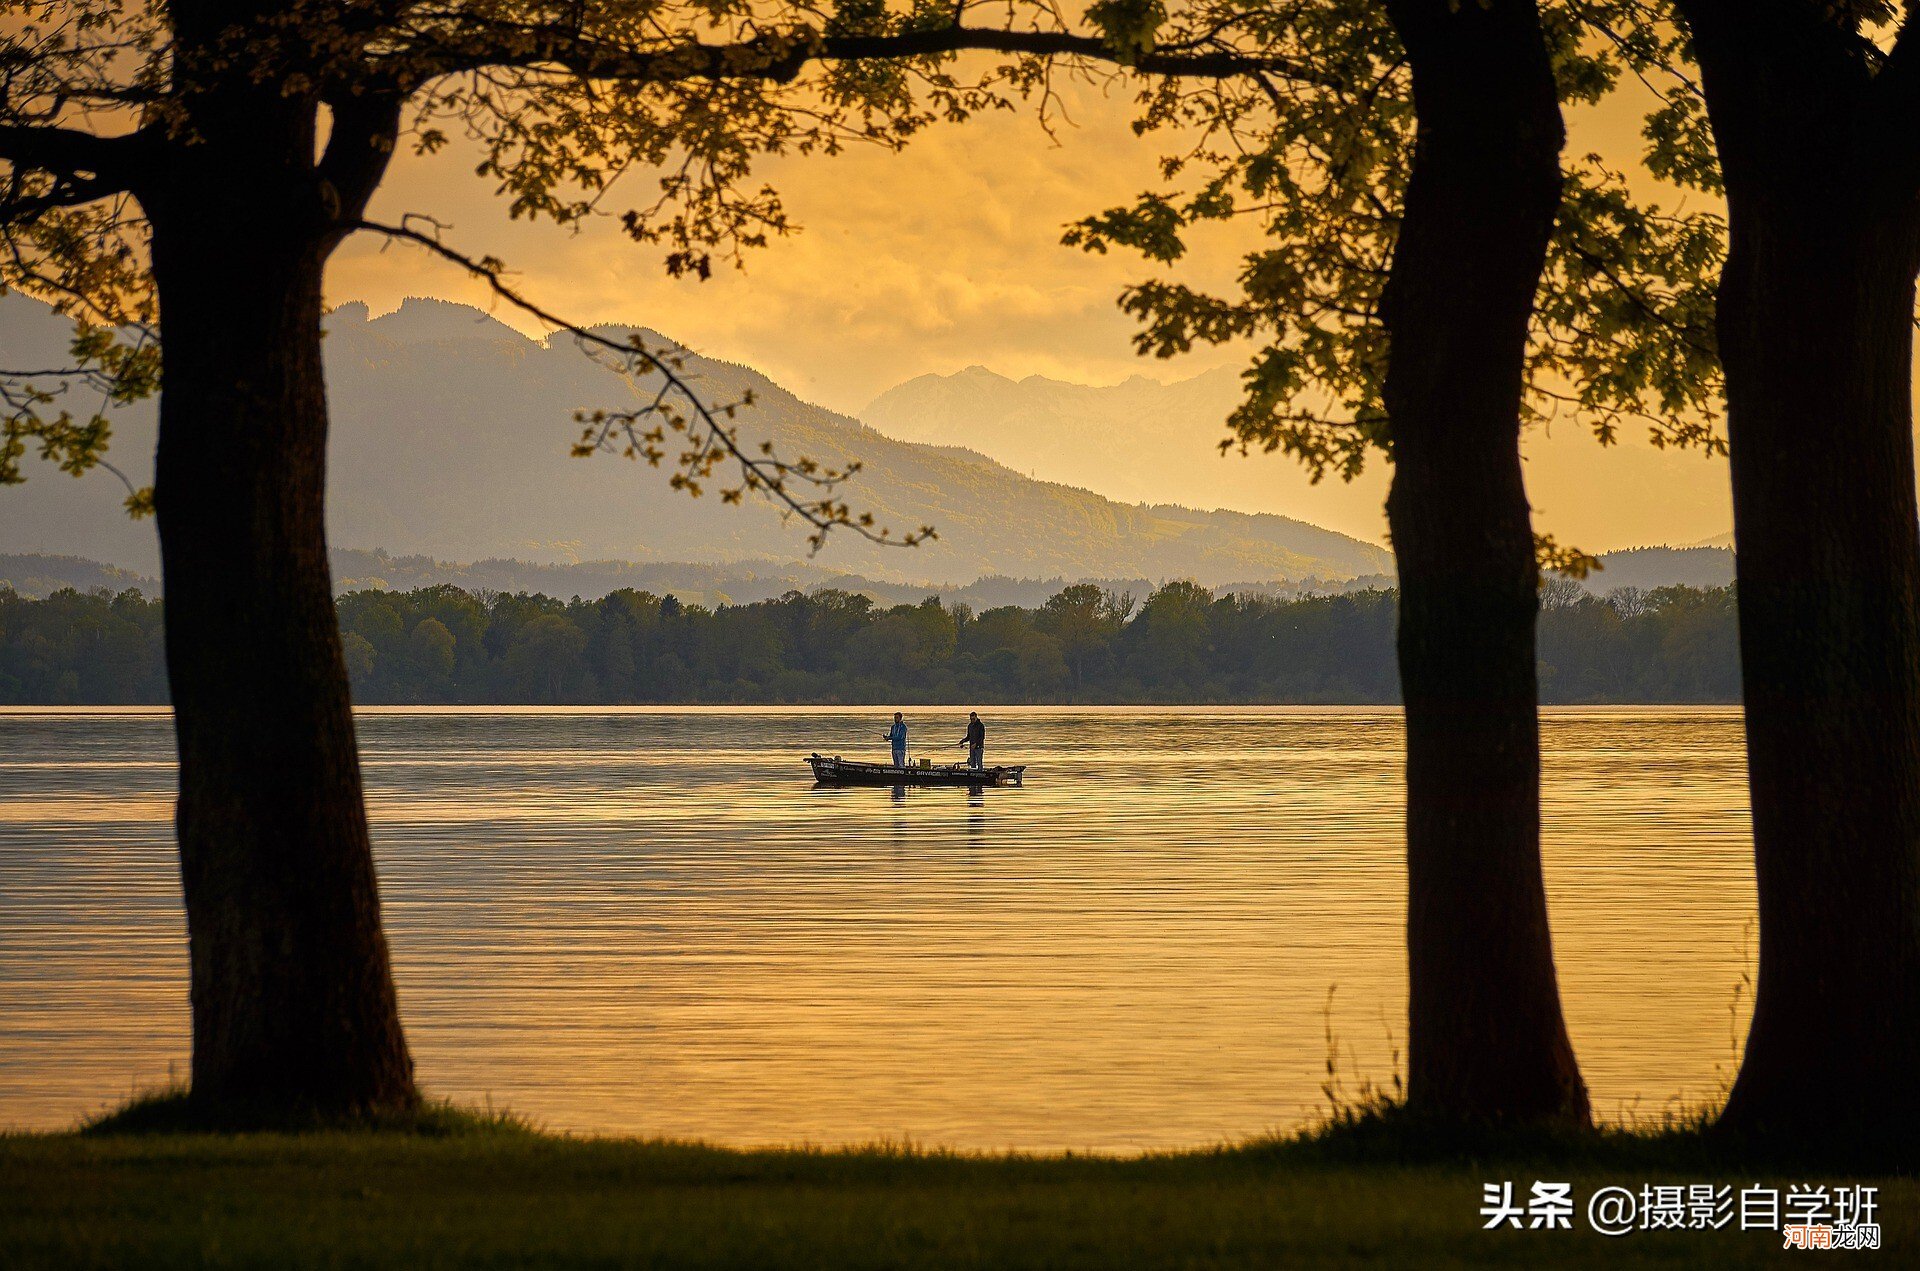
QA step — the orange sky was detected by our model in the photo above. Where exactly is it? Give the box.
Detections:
[324,75,1733,552]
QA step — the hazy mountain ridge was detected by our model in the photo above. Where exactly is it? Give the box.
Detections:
[864,363,1263,514]
[0,293,1391,586]
[326,548,1178,609]
[1576,546,1735,594]
[863,361,1740,552]
[1,542,1733,605]
[0,544,1377,608]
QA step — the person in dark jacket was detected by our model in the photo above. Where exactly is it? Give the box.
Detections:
[884,712,908,767]
[957,712,986,769]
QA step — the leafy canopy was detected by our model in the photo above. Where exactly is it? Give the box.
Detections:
[1063,0,1728,561]
[0,0,1325,543]
[5,1,1742,559]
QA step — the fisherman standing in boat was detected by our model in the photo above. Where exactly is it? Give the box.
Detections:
[885,712,909,768]
[958,711,986,769]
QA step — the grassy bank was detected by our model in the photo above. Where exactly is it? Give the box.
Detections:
[2,1113,1910,1268]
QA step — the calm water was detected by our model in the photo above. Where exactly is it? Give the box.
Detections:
[0,707,1754,1150]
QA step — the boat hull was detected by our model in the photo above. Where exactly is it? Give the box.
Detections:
[807,754,1025,787]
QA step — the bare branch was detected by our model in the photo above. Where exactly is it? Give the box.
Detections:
[317,91,407,231]
[353,215,933,551]
[0,123,149,187]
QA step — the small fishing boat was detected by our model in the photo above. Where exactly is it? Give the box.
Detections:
[807,753,1026,787]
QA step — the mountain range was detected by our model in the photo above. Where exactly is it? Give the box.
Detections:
[865,363,1259,512]
[863,363,1737,550]
[2,541,1734,606]
[0,294,1392,587]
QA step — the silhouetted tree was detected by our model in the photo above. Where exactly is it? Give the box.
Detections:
[1,0,1312,1120]
[1372,0,1586,1124]
[1668,0,1920,1159]
[1068,0,1724,1123]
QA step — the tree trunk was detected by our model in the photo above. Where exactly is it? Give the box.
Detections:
[1673,2,1920,1160]
[145,87,416,1118]
[1710,201,1920,1155]
[1379,0,1589,1124]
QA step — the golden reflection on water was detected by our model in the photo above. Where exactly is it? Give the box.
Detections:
[0,707,1753,1149]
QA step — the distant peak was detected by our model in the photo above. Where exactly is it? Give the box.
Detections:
[394,296,478,315]
[575,321,671,343]
[364,296,534,345]
[422,297,522,324]
[954,364,1014,383]
[861,364,1016,414]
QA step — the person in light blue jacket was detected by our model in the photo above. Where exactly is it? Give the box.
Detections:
[884,712,908,767]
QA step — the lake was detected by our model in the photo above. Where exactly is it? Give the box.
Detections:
[0,706,1755,1150]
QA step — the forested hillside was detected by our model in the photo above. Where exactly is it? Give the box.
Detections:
[0,554,158,598]
[2,581,1740,705]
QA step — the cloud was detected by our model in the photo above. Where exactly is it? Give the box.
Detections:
[327,76,1253,413]
[323,75,1731,551]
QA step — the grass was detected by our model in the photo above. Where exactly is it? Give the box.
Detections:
[2,1095,1911,1268]
[78,1089,537,1138]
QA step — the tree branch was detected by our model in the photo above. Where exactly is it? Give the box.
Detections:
[1872,9,1920,179]
[399,22,1332,89]
[0,170,124,221]
[317,90,406,232]
[353,215,934,551]
[0,122,148,186]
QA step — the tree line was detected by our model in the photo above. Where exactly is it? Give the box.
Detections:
[1,579,1740,706]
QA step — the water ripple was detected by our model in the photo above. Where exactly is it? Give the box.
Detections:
[0,706,1752,1149]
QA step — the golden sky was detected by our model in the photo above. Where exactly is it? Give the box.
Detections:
[325,77,1733,551]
